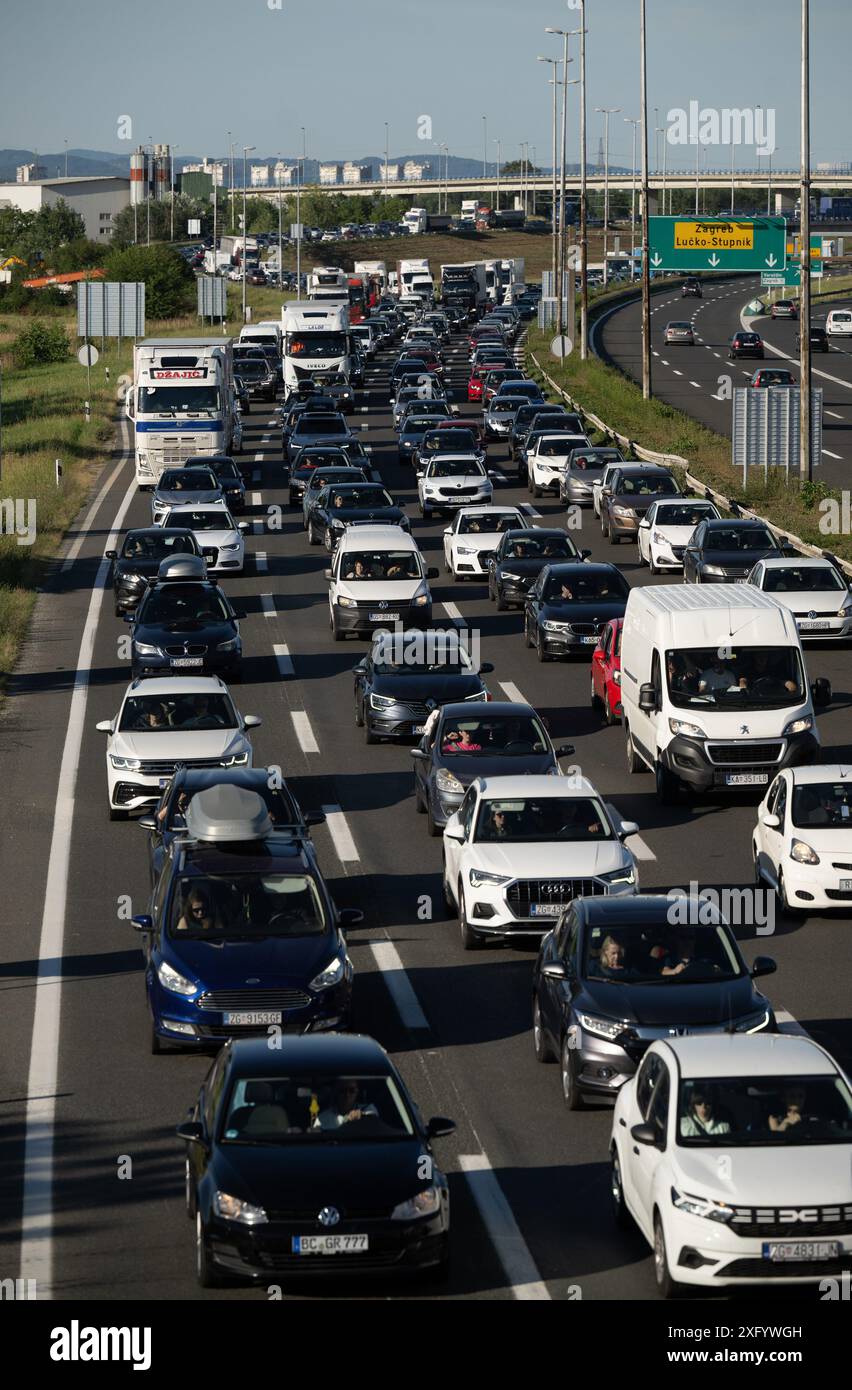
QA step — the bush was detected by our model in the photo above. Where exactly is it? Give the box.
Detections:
[102,243,195,318]
[0,282,35,312]
[11,320,70,368]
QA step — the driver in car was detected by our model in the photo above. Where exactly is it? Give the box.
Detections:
[315,1079,379,1129]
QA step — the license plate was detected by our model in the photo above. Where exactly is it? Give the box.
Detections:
[580,636,598,645]
[530,903,563,916]
[369,612,398,621]
[223,1011,283,1026]
[725,772,769,786]
[799,620,830,631]
[170,657,203,667]
[413,724,426,734]
[763,1240,840,1263]
[840,879,852,891]
[292,1234,369,1255]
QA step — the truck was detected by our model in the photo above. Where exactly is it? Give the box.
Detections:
[402,207,428,235]
[460,200,478,224]
[425,213,453,233]
[354,259,388,297]
[396,258,433,298]
[493,208,526,229]
[308,266,349,301]
[127,338,238,489]
[218,235,258,268]
[281,300,350,397]
[440,261,488,315]
[203,249,232,274]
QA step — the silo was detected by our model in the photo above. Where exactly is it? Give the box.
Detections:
[153,143,170,200]
[130,147,147,205]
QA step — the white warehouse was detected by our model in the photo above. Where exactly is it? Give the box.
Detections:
[0,175,130,240]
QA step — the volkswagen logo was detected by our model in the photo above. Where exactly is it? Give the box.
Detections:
[318,1206,340,1228]
[378,600,388,610]
[808,611,817,620]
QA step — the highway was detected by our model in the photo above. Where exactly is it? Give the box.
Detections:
[2,324,852,1305]
[594,274,852,488]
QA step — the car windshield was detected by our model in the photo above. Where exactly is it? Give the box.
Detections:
[424,431,471,451]
[204,461,241,482]
[490,399,524,414]
[654,504,716,526]
[374,646,473,676]
[536,438,576,458]
[235,361,266,379]
[220,1073,414,1143]
[342,551,420,580]
[757,371,794,385]
[585,919,741,984]
[429,459,486,479]
[298,450,349,469]
[407,403,449,419]
[163,510,234,531]
[666,646,805,709]
[157,469,218,492]
[119,692,237,732]
[475,796,611,842]
[329,487,393,508]
[762,565,845,593]
[169,872,325,939]
[141,585,230,624]
[311,470,362,489]
[738,334,761,344]
[617,473,678,496]
[401,419,432,436]
[544,571,629,602]
[138,386,219,413]
[676,1075,852,1146]
[458,512,520,535]
[287,332,348,358]
[294,416,346,436]
[792,780,852,828]
[440,714,549,756]
[503,535,576,560]
[705,527,776,551]
[121,533,195,561]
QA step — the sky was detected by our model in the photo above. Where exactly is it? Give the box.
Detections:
[1,0,850,172]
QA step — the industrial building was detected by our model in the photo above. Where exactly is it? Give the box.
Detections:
[273,161,297,186]
[0,175,130,239]
[182,158,226,186]
[250,164,270,187]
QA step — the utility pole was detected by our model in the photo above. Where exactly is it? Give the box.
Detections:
[625,118,638,279]
[800,0,812,481]
[494,139,502,212]
[640,0,652,399]
[695,137,701,215]
[146,136,152,246]
[538,56,560,292]
[574,5,589,359]
[482,115,487,179]
[596,107,621,285]
[228,133,235,231]
[277,161,283,296]
[384,122,389,197]
[242,145,255,323]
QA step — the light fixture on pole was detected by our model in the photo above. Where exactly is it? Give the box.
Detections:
[654,107,659,173]
[596,107,621,285]
[170,145,178,243]
[146,136,153,246]
[799,0,812,481]
[276,154,283,294]
[227,132,235,231]
[639,0,652,398]
[545,26,573,337]
[242,145,255,323]
[537,55,560,290]
[482,115,487,180]
[624,118,639,279]
[561,9,589,358]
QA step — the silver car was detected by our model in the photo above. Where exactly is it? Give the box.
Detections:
[151,466,224,526]
[484,394,531,441]
[560,447,625,508]
[663,321,695,346]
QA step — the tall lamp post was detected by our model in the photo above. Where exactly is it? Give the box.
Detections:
[640,0,651,398]
[596,107,621,285]
[242,145,255,323]
[545,25,572,337]
[799,0,812,481]
[493,139,502,212]
[482,115,487,180]
[537,55,560,290]
[169,145,179,242]
[228,133,235,230]
[624,118,639,279]
[384,122,389,197]
[566,4,589,359]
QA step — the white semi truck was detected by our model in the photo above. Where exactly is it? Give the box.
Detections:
[308,266,349,301]
[127,338,238,489]
[281,300,350,396]
[396,257,433,298]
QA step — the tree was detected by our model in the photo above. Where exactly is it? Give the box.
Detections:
[11,319,70,367]
[51,238,109,274]
[102,243,195,318]
[501,159,542,177]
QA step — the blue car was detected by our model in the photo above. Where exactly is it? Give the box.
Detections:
[132,786,361,1054]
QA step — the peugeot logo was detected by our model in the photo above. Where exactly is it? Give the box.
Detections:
[318,1206,340,1227]
[740,724,750,735]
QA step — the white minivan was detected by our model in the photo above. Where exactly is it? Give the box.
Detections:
[325,525,438,640]
[621,585,831,803]
[826,308,852,337]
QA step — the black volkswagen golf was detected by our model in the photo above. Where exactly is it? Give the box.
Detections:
[180,1033,455,1285]
[524,562,629,661]
[487,528,588,610]
[531,895,777,1110]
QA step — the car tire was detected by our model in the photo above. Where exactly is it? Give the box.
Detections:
[625,726,644,774]
[532,478,542,499]
[109,807,128,822]
[590,672,600,709]
[495,588,507,612]
[442,859,455,914]
[753,842,764,885]
[458,889,482,951]
[331,616,344,642]
[414,778,426,814]
[601,513,610,539]
[422,507,432,521]
[604,688,617,726]
[308,520,319,546]
[533,996,556,1063]
[523,616,534,648]
[150,1024,163,1055]
[655,759,680,805]
[649,552,658,575]
[354,696,364,728]
[364,721,378,745]
[610,1148,632,1229]
[325,529,335,553]
[560,1036,584,1110]
[185,1160,197,1220]
[653,1214,684,1299]
[536,629,549,663]
[196,1212,224,1289]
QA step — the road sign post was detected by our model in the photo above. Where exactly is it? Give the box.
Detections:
[648,216,787,272]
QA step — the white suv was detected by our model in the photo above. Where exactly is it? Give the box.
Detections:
[610,1034,852,1296]
[442,774,638,949]
[418,456,493,520]
[96,676,261,819]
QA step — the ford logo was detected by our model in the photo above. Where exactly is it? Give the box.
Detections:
[318,1206,340,1227]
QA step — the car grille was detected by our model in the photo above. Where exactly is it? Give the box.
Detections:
[706,742,784,765]
[507,878,608,917]
[567,622,603,637]
[202,547,219,566]
[164,644,207,657]
[825,888,852,901]
[197,989,311,1011]
[137,756,234,775]
[438,485,482,497]
[265,1204,391,1222]
[391,700,431,718]
[198,1023,307,1039]
[832,861,852,871]
[728,1205,852,1239]
[161,438,205,463]
[718,1257,848,1278]
[253,1248,402,1272]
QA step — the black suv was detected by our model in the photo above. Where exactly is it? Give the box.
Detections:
[128,571,244,682]
[682,277,702,298]
[183,455,246,512]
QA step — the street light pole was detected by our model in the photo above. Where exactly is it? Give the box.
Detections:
[64,139,68,178]
[277,159,283,296]
[494,139,502,212]
[146,136,152,246]
[228,133,235,231]
[625,118,638,280]
[170,145,178,242]
[800,0,812,482]
[564,7,589,359]
[242,145,255,323]
[596,107,621,285]
[538,56,560,292]
[384,122,389,197]
[482,115,487,180]
[640,0,652,399]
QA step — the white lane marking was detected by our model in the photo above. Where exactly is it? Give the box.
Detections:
[499,681,527,704]
[321,804,360,862]
[826,410,843,419]
[255,550,268,573]
[261,593,277,619]
[369,939,430,1030]
[252,491,262,506]
[660,360,669,367]
[689,381,702,388]
[459,1154,551,1301]
[253,453,266,462]
[625,834,656,862]
[672,370,683,376]
[775,1009,809,1037]
[652,350,659,357]
[823,449,842,459]
[61,426,131,571]
[291,709,319,753]
[523,504,543,518]
[273,641,293,673]
[442,601,464,622]
[21,464,138,1294]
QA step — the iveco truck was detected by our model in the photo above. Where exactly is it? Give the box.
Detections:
[127,338,238,489]
[281,300,351,397]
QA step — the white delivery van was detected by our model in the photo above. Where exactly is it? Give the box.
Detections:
[324,525,438,641]
[621,585,831,803]
[239,321,283,356]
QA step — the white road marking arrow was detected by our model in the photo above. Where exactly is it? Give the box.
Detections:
[708,253,721,267]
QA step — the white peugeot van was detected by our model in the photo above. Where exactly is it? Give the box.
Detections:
[621,585,831,803]
[325,525,438,640]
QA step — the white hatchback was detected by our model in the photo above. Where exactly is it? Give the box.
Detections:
[443,506,527,581]
[158,501,247,574]
[746,556,852,639]
[753,764,852,913]
[637,499,720,572]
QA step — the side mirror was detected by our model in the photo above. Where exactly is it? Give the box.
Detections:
[231,610,246,621]
[123,612,136,623]
[131,914,153,933]
[105,548,116,560]
[426,1116,456,1140]
[175,1121,205,1145]
[137,816,157,831]
[410,747,428,761]
[618,820,640,840]
[324,568,333,580]
[444,813,465,841]
[238,522,249,532]
[243,714,262,729]
[581,548,592,559]
[555,744,575,758]
[338,907,364,929]
[542,962,567,980]
[761,812,781,829]
[304,811,326,827]
[812,677,831,707]
[443,527,452,535]
[95,720,114,733]
[751,955,777,979]
[480,662,494,674]
[630,1122,657,1147]
[638,682,657,713]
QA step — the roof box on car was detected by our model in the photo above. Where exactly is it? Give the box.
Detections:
[156,554,208,582]
[185,785,272,842]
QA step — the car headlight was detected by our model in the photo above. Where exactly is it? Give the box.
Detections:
[133,640,162,657]
[468,867,511,888]
[669,717,704,737]
[310,955,346,990]
[391,1185,441,1221]
[370,692,396,710]
[436,767,464,794]
[500,571,522,581]
[612,670,622,686]
[213,1191,268,1226]
[456,547,477,556]
[783,715,813,736]
[733,1007,771,1033]
[542,620,567,633]
[578,1012,626,1042]
[652,531,672,548]
[221,750,249,767]
[411,592,430,607]
[221,542,241,552]
[599,865,636,886]
[790,838,819,865]
[331,518,346,530]
[701,563,727,576]
[109,754,142,770]
[838,601,852,617]
[157,959,197,997]
[337,595,356,607]
[612,505,633,517]
[217,638,239,653]
[671,1188,734,1224]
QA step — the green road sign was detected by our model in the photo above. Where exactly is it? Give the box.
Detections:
[761,271,786,287]
[648,216,787,272]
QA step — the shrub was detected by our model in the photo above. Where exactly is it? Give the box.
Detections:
[11,319,70,368]
[102,243,195,318]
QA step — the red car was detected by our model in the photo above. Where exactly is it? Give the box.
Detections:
[590,617,623,724]
[467,371,486,402]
